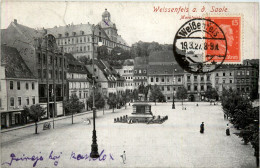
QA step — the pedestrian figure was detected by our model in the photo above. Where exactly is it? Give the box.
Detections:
[129,103,130,106]
[196,103,198,106]
[224,114,226,120]
[226,124,230,136]
[200,122,204,133]
[120,151,126,164]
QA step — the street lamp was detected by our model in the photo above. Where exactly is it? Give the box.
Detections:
[90,24,102,158]
[172,69,176,109]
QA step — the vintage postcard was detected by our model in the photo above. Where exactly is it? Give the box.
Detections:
[0,1,259,168]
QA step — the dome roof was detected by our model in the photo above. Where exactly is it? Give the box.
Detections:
[102,9,110,18]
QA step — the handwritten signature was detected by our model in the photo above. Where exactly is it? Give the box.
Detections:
[2,150,114,167]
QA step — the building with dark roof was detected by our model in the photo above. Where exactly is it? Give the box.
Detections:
[86,59,125,97]
[148,50,176,65]
[147,63,184,101]
[1,20,68,118]
[0,45,38,128]
[66,53,92,110]
[47,9,130,59]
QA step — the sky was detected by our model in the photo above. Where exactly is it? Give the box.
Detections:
[1,1,259,60]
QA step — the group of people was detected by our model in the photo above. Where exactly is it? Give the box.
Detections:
[200,122,230,136]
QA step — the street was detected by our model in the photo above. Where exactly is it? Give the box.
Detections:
[1,102,256,168]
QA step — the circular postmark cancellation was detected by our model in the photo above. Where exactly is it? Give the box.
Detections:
[173,18,227,74]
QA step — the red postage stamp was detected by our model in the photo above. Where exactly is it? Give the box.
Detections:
[205,16,242,63]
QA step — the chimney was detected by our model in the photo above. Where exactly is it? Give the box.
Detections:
[14,19,17,25]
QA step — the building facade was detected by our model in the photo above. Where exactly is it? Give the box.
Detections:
[1,45,39,128]
[1,20,67,118]
[66,53,91,111]
[115,59,135,92]
[47,9,130,59]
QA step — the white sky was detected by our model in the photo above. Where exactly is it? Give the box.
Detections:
[1,1,259,59]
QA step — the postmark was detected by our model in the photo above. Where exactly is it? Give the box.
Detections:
[173,18,228,74]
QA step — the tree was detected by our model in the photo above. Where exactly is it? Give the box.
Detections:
[107,93,117,112]
[87,92,105,110]
[176,86,188,105]
[23,104,46,134]
[64,94,84,124]
[205,87,219,103]
[149,85,164,105]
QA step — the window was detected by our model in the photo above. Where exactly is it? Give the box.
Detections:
[187,76,191,81]
[38,69,42,78]
[18,97,21,106]
[194,85,197,91]
[49,70,52,79]
[162,86,164,91]
[223,72,225,76]
[216,73,219,76]
[230,72,232,76]
[161,78,164,82]
[32,96,35,104]
[143,70,146,73]
[167,78,169,82]
[246,87,250,92]
[242,71,245,75]
[237,71,240,75]
[246,71,250,75]
[223,79,226,84]
[156,78,159,82]
[26,83,29,90]
[201,85,204,91]
[139,70,141,73]
[178,77,181,82]
[194,76,197,81]
[26,97,29,105]
[32,82,35,90]
[230,80,233,83]
[79,92,82,99]
[10,97,14,107]
[10,81,14,90]
[135,70,137,74]
[200,76,204,81]
[17,81,20,90]
[167,86,170,91]
[37,53,41,64]
[188,85,191,91]
[43,70,47,79]
[207,75,210,81]
[151,78,153,82]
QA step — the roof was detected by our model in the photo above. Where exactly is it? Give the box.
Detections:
[94,59,124,81]
[65,53,91,76]
[134,57,148,69]
[1,45,36,79]
[48,23,92,36]
[149,50,176,64]
[117,35,128,46]
[147,64,184,75]
[8,21,45,45]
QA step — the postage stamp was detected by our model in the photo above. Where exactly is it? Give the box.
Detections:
[205,16,242,63]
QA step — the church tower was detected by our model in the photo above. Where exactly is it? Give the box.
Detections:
[99,9,118,42]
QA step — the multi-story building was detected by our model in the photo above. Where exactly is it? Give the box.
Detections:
[86,59,125,97]
[115,59,134,92]
[133,57,148,89]
[184,73,213,101]
[1,45,39,128]
[147,51,184,101]
[1,19,67,118]
[47,9,130,59]
[66,53,92,111]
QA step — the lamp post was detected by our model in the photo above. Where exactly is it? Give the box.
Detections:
[172,69,176,109]
[90,24,102,158]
